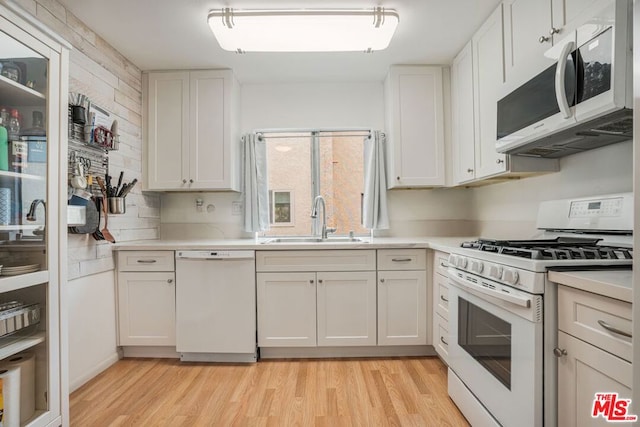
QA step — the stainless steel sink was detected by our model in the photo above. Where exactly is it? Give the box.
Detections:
[261,237,366,244]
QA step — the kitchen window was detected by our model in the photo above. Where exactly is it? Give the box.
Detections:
[269,190,293,226]
[260,130,369,237]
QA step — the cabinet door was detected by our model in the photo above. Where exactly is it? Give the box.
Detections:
[377,270,427,345]
[472,4,508,179]
[117,272,176,346]
[147,72,190,190]
[189,70,233,190]
[503,0,555,90]
[433,313,449,366]
[385,66,445,188]
[557,331,633,427]
[316,271,377,346]
[257,272,317,347]
[552,0,605,41]
[451,42,476,184]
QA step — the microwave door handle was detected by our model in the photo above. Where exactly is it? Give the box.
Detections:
[555,40,575,119]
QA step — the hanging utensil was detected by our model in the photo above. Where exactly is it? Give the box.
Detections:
[95,177,116,243]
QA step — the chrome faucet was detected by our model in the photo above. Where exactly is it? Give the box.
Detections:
[27,199,45,221]
[310,195,336,239]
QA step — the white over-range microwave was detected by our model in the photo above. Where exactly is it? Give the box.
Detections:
[495,0,632,158]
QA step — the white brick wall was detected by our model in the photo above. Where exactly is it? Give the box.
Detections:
[11,0,160,280]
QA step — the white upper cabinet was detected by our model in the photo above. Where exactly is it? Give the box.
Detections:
[450,4,559,185]
[145,69,240,191]
[552,0,606,41]
[384,65,446,188]
[503,0,555,90]
[451,42,476,184]
[472,4,508,178]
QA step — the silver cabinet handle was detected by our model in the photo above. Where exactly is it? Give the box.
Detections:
[380,278,385,283]
[137,259,157,264]
[553,347,567,357]
[189,179,194,184]
[310,280,314,284]
[539,35,550,43]
[440,295,449,303]
[467,168,474,173]
[496,158,505,164]
[597,320,632,338]
[439,261,448,268]
[392,258,412,262]
[318,279,323,284]
[182,179,187,184]
[440,336,448,346]
[549,27,560,35]
[167,279,173,284]
[396,176,400,181]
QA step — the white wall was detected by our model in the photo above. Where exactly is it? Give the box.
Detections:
[472,140,633,238]
[66,271,119,392]
[240,82,385,131]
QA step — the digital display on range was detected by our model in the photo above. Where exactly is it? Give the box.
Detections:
[588,202,601,210]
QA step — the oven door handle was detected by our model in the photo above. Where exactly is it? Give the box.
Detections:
[448,272,531,308]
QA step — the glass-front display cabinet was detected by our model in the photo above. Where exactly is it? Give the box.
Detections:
[0,2,69,426]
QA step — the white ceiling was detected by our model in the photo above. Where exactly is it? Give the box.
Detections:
[57,0,501,83]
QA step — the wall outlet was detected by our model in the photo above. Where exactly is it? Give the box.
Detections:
[232,201,243,215]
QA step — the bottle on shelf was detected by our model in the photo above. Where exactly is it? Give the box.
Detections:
[7,109,26,173]
[20,111,46,165]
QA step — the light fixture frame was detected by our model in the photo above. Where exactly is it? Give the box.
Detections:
[207,7,399,53]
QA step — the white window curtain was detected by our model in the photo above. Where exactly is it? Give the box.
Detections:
[362,130,390,230]
[242,133,269,232]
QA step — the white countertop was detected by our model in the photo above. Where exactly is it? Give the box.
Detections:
[548,269,632,303]
[114,236,473,252]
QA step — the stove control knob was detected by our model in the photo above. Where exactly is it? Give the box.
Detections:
[456,256,468,269]
[502,268,519,285]
[488,264,503,280]
[470,260,484,274]
[448,254,458,268]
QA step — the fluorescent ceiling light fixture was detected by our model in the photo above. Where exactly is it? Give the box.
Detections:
[207,8,399,53]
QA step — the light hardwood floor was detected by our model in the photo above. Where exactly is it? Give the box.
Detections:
[70,357,469,426]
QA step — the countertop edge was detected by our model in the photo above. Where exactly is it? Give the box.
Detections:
[548,270,632,303]
[112,237,470,253]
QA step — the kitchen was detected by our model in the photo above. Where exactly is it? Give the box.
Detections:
[0,0,636,426]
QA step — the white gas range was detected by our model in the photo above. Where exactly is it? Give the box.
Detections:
[445,193,633,427]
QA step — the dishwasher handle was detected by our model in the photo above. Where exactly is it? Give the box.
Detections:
[176,250,255,260]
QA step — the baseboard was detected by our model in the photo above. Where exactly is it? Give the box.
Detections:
[121,346,180,358]
[69,352,120,393]
[259,345,436,359]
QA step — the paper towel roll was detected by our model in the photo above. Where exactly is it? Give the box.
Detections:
[2,353,35,424]
[0,366,20,427]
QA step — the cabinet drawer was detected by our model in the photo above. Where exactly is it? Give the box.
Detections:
[434,314,449,365]
[434,273,449,320]
[432,250,449,276]
[256,250,376,272]
[377,249,427,270]
[558,285,632,362]
[117,251,175,272]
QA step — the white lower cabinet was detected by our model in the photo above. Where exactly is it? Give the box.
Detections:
[257,272,317,347]
[257,271,377,347]
[557,331,632,427]
[431,250,450,365]
[117,272,176,346]
[556,285,633,426]
[377,249,428,346]
[377,270,427,345]
[117,251,176,346]
[317,272,377,346]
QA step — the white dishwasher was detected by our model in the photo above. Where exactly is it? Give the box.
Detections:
[175,250,257,362]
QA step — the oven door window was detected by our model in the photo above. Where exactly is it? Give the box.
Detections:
[458,297,512,389]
